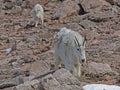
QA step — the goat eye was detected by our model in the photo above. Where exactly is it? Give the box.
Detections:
[77,48,80,51]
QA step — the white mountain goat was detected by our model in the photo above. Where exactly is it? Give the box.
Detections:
[31,4,44,27]
[83,84,120,90]
[53,27,86,77]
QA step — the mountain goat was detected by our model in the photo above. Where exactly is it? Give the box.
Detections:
[83,84,120,90]
[53,27,86,77]
[31,4,44,27]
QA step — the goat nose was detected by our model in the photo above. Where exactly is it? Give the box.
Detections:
[81,59,85,62]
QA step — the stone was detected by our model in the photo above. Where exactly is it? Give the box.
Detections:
[106,0,120,6]
[79,0,110,13]
[87,11,115,22]
[4,2,14,10]
[15,79,40,90]
[40,73,82,90]
[11,5,22,15]
[53,0,79,20]
[29,60,50,80]
[88,62,113,74]
[82,62,118,78]
[0,76,24,89]
[12,0,23,6]
[39,74,61,90]
[53,68,80,85]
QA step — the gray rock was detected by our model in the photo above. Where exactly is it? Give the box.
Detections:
[79,20,97,29]
[88,62,113,74]
[29,60,50,80]
[82,62,118,78]
[13,0,23,6]
[11,5,22,15]
[53,68,80,85]
[40,73,82,90]
[53,0,79,20]
[0,76,24,89]
[4,2,14,9]
[79,0,110,13]
[40,74,61,90]
[15,79,40,90]
[87,11,115,22]
[106,0,120,6]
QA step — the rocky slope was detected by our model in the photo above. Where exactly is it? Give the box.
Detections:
[0,0,120,90]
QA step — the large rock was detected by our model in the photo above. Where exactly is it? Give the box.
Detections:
[82,62,118,78]
[39,74,62,90]
[87,11,116,22]
[88,62,113,74]
[53,68,80,85]
[106,0,120,6]
[53,0,79,20]
[40,70,82,90]
[0,76,23,89]
[79,0,111,13]
[15,71,82,90]
[29,60,50,80]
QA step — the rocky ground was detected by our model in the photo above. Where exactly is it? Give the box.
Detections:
[0,0,120,90]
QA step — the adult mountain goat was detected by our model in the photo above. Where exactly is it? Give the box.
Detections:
[53,27,86,77]
[31,4,44,27]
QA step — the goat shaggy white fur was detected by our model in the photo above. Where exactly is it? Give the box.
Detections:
[53,27,86,77]
[31,4,44,27]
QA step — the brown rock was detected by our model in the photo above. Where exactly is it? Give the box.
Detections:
[40,73,82,90]
[53,0,79,20]
[79,0,110,13]
[29,60,50,80]
[15,79,40,90]
[88,62,113,74]
[40,74,61,90]
[53,68,80,85]
[11,5,22,15]
[82,62,118,78]
[106,0,120,6]
[4,2,14,9]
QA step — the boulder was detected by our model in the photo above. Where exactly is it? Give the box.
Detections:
[40,70,82,90]
[53,68,80,85]
[29,60,50,80]
[79,0,110,13]
[106,0,120,6]
[82,62,118,78]
[0,76,24,89]
[53,0,79,20]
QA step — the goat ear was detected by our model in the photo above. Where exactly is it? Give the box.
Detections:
[82,35,86,46]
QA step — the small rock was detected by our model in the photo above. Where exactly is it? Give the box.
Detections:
[15,79,40,90]
[11,5,22,15]
[6,48,12,55]
[4,1,14,10]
